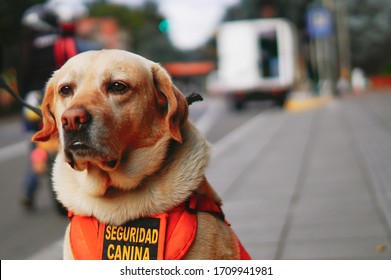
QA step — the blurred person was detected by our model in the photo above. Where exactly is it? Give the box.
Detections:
[45,0,102,65]
[20,1,101,212]
[20,3,58,211]
[337,68,351,95]
[0,43,3,72]
[259,0,277,18]
[351,67,366,95]
[257,1,279,78]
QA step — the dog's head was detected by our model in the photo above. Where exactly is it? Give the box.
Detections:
[32,50,188,172]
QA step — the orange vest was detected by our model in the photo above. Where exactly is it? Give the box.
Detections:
[69,193,251,260]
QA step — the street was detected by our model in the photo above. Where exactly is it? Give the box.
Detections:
[1,91,391,259]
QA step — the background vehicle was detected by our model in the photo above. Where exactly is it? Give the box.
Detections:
[207,18,298,109]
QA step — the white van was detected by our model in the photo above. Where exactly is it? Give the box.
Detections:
[207,18,298,109]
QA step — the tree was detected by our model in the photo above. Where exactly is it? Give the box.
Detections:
[346,0,391,74]
[0,0,43,45]
[224,0,391,75]
[89,1,181,62]
[0,0,43,69]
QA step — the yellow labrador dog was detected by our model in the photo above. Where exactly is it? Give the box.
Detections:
[33,49,250,260]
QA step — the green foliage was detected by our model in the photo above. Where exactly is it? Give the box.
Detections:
[224,0,311,29]
[90,3,151,34]
[88,1,180,61]
[225,0,391,74]
[379,60,391,75]
[347,0,391,74]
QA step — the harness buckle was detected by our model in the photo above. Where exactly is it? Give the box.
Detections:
[185,194,198,214]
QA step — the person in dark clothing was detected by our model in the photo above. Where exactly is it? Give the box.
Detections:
[20,4,58,210]
[257,1,279,78]
[20,2,101,211]
[0,44,3,72]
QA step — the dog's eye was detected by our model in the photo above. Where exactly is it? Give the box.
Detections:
[108,81,129,94]
[59,85,74,97]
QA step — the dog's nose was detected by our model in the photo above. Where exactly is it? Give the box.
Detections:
[61,108,91,131]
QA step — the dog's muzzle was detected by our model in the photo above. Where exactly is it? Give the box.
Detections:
[61,107,119,171]
[62,107,93,168]
[62,107,92,153]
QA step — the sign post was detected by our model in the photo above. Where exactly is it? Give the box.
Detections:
[306,7,333,38]
[306,6,334,95]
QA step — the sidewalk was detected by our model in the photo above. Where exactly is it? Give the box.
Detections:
[207,93,391,259]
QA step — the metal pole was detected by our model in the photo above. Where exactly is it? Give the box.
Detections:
[335,0,351,82]
[322,0,338,95]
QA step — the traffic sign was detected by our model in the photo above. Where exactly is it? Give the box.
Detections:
[306,7,333,38]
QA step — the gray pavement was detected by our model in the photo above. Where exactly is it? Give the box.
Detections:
[207,93,391,259]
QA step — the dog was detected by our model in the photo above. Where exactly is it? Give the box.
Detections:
[32,49,250,260]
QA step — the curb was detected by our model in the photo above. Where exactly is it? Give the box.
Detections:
[285,93,333,112]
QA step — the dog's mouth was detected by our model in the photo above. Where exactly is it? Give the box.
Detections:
[65,140,120,172]
[70,141,89,151]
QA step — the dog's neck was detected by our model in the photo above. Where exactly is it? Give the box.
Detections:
[101,139,180,197]
[53,121,211,225]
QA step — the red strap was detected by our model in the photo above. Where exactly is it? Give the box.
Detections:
[187,193,225,221]
[164,193,225,260]
[238,239,251,260]
[54,37,78,68]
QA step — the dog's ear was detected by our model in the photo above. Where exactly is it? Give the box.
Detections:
[32,78,58,142]
[152,63,188,143]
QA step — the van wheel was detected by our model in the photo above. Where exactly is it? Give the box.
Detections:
[234,99,245,110]
[275,91,288,108]
[232,93,246,110]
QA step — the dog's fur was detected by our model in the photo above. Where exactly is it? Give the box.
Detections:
[33,49,241,259]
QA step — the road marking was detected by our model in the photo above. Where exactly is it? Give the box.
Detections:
[211,108,281,159]
[0,140,29,162]
[285,93,333,112]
